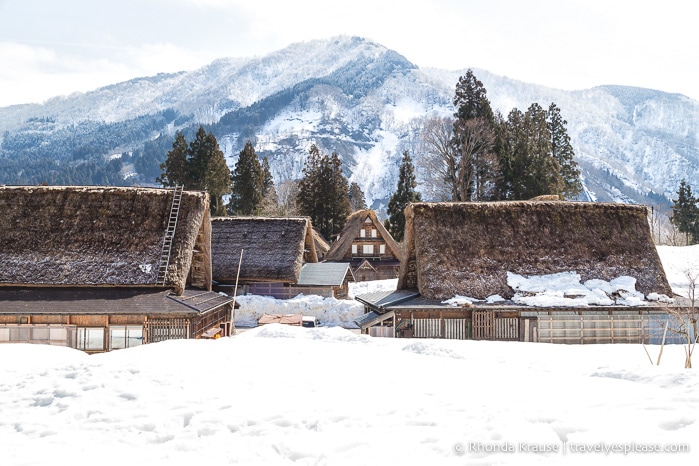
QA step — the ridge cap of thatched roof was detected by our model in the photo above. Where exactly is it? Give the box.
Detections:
[325,209,402,261]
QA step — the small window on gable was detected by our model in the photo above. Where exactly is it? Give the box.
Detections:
[380,244,385,254]
[364,217,372,223]
[363,244,374,255]
[360,229,366,238]
[371,229,377,238]
[352,244,357,254]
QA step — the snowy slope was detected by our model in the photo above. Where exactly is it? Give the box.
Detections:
[0,36,697,208]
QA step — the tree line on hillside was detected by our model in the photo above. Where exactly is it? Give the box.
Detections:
[158,126,366,240]
[158,69,586,243]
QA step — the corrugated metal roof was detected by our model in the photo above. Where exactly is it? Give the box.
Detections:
[354,310,395,329]
[354,289,420,310]
[297,262,352,286]
[0,287,234,316]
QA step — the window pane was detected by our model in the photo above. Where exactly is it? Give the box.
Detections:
[127,327,143,348]
[0,328,9,341]
[380,244,385,254]
[49,328,67,341]
[78,328,105,350]
[360,229,365,237]
[363,244,374,254]
[110,327,127,350]
[371,229,377,237]
[31,328,50,341]
[352,244,357,254]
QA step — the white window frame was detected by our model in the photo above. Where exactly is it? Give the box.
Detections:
[371,229,377,238]
[360,229,366,238]
[110,325,144,350]
[77,327,105,351]
[352,244,358,255]
[363,244,374,255]
[380,244,386,254]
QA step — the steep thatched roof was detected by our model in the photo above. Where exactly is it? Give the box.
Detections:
[398,201,672,299]
[211,217,318,283]
[313,229,331,259]
[0,186,209,293]
[324,209,402,261]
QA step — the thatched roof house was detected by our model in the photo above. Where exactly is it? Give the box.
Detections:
[0,186,210,294]
[211,217,318,284]
[324,209,402,281]
[398,201,672,299]
[0,186,233,352]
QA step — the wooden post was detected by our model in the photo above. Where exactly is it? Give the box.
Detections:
[230,249,244,336]
[657,321,669,365]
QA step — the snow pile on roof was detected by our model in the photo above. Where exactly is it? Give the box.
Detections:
[507,271,673,307]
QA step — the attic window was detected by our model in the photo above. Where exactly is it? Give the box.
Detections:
[371,229,377,238]
[364,217,371,223]
[360,229,366,238]
[352,244,357,255]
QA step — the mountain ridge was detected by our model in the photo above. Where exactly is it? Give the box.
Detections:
[1,36,697,211]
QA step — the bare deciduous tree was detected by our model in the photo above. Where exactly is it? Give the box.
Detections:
[666,270,699,368]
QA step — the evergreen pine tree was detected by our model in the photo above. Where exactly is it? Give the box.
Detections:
[348,182,367,212]
[671,179,699,244]
[385,150,422,242]
[187,126,231,216]
[297,145,351,239]
[259,156,280,216]
[229,141,265,216]
[451,69,499,201]
[547,103,582,199]
[157,131,189,187]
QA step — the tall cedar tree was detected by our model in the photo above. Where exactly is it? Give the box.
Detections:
[187,126,231,216]
[348,182,367,212]
[157,127,231,215]
[547,103,582,199]
[503,104,562,200]
[672,179,699,244]
[385,150,422,242]
[259,156,280,215]
[229,141,265,216]
[297,145,351,239]
[452,69,499,200]
[157,131,189,187]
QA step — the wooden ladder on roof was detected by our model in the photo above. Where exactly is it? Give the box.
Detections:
[156,185,184,286]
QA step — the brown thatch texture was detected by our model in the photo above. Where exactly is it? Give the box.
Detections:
[0,186,208,292]
[398,201,672,300]
[324,209,402,261]
[211,217,317,283]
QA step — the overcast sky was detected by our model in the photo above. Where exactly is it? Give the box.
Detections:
[0,0,696,107]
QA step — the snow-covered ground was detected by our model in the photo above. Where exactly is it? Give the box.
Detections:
[0,326,696,465]
[0,247,698,465]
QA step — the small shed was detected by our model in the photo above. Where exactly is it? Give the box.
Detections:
[295,262,355,299]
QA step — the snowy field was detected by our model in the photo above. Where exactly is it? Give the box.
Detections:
[0,326,696,465]
[0,246,697,465]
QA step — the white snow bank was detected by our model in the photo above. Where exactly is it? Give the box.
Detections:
[656,244,699,297]
[234,293,364,328]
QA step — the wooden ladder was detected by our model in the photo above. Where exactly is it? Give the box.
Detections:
[156,185,184,286]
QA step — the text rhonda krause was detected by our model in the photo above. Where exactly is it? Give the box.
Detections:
[464,441,690,455]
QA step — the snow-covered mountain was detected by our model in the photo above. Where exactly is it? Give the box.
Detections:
[1,36,697,210]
